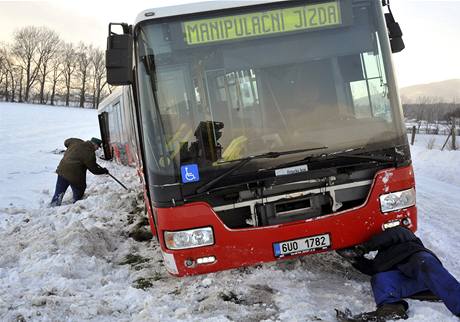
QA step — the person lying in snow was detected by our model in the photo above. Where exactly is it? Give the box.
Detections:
[336,226,460,321]
[50,137,109,206]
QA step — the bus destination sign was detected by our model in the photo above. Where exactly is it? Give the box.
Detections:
[183,1,342,45]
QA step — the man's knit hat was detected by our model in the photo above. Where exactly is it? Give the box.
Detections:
[90,137,103,147]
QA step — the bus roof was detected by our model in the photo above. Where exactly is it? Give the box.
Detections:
[135,0,288,25]
[98,87,123,113]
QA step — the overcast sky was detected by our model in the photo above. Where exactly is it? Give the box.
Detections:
[0,0,459,88]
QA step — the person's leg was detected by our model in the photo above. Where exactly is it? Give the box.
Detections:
[50,175,70,206]
[371,270,428,307]
[343,271,413,321]
[70,185,85,203]
[398,251,460,316]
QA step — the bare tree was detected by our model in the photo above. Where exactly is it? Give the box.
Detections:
[89,47,107,108]
[49,47,64,106]
[16,65,25,102]
[3,26,107,107]
[0,44,5,79]
[37,29,61,104]
[0,43,22,102]
[7,65,18,102]
[12,26,45,102]
[6,60,22,103]
[76,43,92,108]
[62,43,76,106]
[415,96,431,133]
[0,43,9,100]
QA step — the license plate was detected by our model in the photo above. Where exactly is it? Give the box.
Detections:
[273,233,331,257]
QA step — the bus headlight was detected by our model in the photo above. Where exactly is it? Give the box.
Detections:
[379,188,416,213]
[164,227,214,250]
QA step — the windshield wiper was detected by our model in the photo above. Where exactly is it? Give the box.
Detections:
[331,153,395,163]
[269,146,396,172]
[324,147,396,162]
[194,146,328,194]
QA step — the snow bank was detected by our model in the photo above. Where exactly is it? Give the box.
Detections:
[409,133,460,187]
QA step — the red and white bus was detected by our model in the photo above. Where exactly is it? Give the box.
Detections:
[99,0,416,276]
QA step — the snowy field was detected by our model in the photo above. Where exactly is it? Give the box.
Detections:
[0,102,459,322]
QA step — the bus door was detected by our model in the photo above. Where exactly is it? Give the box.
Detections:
[98,111,113,160]
[204,68,262,160]
[156,65,195,160]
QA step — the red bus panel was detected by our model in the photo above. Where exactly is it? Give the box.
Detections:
[152,165,417,276]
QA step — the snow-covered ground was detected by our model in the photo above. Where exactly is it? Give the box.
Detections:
[0,102,459,322]
[0,103,100,209]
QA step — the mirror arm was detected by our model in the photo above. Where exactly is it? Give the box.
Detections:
[108,23,132,36]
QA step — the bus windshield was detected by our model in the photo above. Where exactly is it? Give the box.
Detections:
[135,0,407,185]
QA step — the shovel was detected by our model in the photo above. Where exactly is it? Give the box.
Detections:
[108,173,129,190]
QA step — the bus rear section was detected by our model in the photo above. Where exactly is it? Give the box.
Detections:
[98,87,140,167]
[104,0,415,276]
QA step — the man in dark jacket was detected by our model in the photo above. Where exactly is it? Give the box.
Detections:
[50,138,109,206]
[337,226,460,321]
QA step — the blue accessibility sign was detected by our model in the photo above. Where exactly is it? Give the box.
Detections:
[181,164,200,183]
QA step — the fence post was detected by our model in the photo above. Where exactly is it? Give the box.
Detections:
[452,124,457,151]
[411,126,416,145]
[441,133,451,151]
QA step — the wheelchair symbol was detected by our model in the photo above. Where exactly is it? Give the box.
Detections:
[181,164,200,183]
[184,167,196,181]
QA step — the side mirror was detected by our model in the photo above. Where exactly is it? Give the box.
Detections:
[385,12,405,53]
[106,23,133,85]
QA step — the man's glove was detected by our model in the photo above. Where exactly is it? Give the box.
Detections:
[102,167,109,174]
[336,245,367,260]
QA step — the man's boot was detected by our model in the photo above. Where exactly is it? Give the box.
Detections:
[348,302,408,321]
[408,290,440,302]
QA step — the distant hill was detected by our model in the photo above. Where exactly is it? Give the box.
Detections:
[400,79,460,103]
